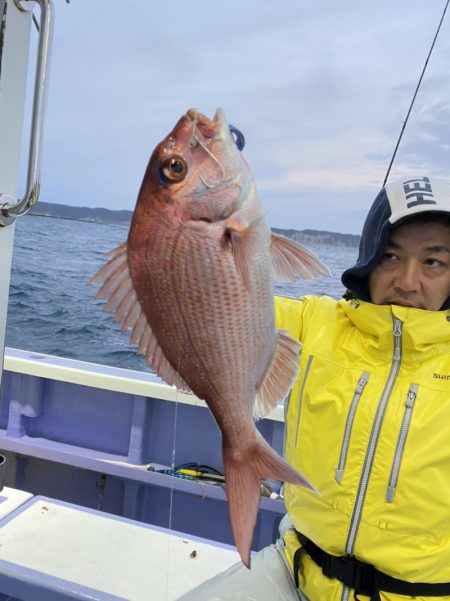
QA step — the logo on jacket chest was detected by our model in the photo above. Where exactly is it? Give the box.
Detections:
[433,372,450,381]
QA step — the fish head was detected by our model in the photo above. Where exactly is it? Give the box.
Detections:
[136,108,252,224]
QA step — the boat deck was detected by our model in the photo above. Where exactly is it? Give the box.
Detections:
[0,348,287,590]
[0,486,239,601]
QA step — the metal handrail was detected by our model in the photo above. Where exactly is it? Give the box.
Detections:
[0,0,54,227]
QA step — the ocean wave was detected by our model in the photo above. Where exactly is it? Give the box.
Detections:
[6,216,357,371]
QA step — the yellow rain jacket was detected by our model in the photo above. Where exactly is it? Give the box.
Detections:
[275,294,450,601]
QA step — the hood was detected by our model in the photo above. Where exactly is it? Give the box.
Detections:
[341,176,450,309]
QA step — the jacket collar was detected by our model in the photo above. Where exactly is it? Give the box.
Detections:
[339,299,450,365]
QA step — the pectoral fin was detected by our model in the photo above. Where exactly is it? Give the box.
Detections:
[225,216,263,290]
[271,233,331,281]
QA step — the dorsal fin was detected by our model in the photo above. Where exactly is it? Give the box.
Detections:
[271,233,331,281]
[253,330,302,419]
[90,243,193,393]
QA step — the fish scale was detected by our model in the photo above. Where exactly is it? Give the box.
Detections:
[143,226,260,406]
[91,107,329,566]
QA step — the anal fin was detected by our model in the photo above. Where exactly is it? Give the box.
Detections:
[254,331,302,419]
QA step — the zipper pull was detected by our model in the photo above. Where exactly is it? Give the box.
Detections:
[386,485,396,503]
[356,375,368,394]
[406,388,417,407]
[393,318,402,361]
[335,372,370,485]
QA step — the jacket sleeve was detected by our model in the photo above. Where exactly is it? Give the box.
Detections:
[274,295,305,342]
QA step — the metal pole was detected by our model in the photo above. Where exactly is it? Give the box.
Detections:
[0,0,33,383]
[0,0,54,224]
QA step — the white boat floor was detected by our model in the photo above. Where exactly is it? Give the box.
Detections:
[0,486,33,520]
[0,491,240,600]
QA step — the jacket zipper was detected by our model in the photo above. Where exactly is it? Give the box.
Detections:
[335,372,370,484]
[341,316,403,601]
[386,383,418,503]
[294,355,313,447]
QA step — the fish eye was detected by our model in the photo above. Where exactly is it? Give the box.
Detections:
[159,155,188,183]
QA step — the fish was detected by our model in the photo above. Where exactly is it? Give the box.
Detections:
[90,108,330,567]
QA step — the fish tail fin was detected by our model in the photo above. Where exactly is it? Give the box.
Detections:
[223,432,314,568]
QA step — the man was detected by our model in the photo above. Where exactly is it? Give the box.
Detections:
[177,175,450,601]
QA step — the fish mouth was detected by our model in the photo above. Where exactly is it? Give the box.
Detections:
[185,107,245,152]
[184,107,240,190]
[182,107,245,214]
[186,107,229,141]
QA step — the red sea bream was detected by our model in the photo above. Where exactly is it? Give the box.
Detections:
[91,108,329,566]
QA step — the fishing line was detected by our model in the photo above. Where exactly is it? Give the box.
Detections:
[191,111,226,185]
[163,384,180,601]
[24,211,129,230]
[163,241,189,600]
[163,231,201,599]
[383,0,449,186]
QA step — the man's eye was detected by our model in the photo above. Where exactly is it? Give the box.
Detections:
[380,252,398,262]
[424,257,445,267]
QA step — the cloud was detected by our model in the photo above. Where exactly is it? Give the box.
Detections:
[32,0,450,234]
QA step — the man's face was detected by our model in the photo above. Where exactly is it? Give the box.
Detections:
[368,220,450,311]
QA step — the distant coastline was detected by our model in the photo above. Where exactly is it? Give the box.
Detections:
[30,201,360,248]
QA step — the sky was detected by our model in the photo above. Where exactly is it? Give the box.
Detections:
[22,0,450,234]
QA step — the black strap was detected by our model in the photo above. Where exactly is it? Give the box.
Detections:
[292,543,303,589]
[295,531,450,600]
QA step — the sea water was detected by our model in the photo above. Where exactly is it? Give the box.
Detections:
[5,216,358,372]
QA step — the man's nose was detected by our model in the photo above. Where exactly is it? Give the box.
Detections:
[394,261,420,292]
